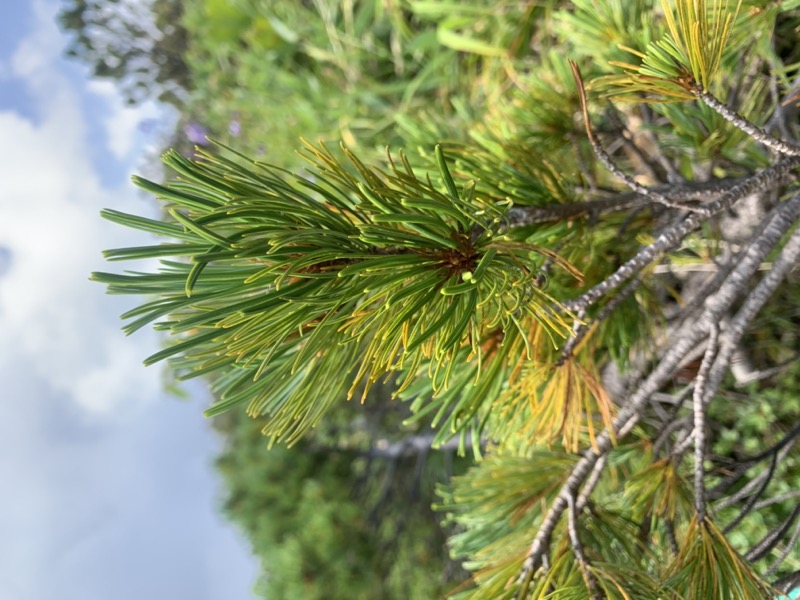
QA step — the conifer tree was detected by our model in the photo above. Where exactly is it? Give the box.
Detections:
[94,1,800,598]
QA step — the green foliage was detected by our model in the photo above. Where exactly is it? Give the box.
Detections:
[441,443,681,599]
[175,0,585,167]
[94,142,583,447]
[604,0,740,101]
[177,0,496,164]
[440,452,579,567]
[665,518,770,599]
[196,0,252,45]
[94,0,800,597]
[214,408,463,599]
[651,98,768,167]
[553,0,661,67]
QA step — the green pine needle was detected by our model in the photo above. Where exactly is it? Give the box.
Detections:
[93,142,580,444]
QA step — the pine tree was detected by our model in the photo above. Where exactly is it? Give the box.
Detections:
[94,1,800,598]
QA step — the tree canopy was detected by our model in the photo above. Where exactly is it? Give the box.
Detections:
[212,387,468,599]
[59,0,190,106]
[94,1,800,598]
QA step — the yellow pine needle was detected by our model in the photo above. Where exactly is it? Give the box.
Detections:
[512,353,614,453]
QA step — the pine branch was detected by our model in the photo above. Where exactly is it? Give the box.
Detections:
[564,156,800,313]
[557,278,640,366]
[566,493,602,599]
[692,323,718,522]
[518,191,800,583]
[93,2,800,595]
[767,516,800,577]
[722,453,778,535]
[576,453,607,511]
[571,61,703,213]
[695,85,800,157]
[714,443,797,511]
[746,502,800,562]
[504,179,744,226]
[754,489,800,513]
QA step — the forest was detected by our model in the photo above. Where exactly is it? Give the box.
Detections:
[64,0,800,598]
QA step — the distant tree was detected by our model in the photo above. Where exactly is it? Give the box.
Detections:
[213,396,467,600]
[58,0,190,106]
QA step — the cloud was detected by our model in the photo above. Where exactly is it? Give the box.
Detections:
[0,360,257,600]
[0,0,164,417]
[0,4,259,599]
[0,109,163,417]
[87,79,162,160]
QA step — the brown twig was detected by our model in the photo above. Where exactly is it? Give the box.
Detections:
[571,61,702,212]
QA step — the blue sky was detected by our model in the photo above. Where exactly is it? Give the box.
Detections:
[0,1,259,599]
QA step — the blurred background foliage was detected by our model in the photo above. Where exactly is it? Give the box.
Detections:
[212,383,471,598]
[61,0,800,596]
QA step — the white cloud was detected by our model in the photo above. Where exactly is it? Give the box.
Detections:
[0,362,257,600]
[0,4,259,600]
[87,79,162,160]
[0,0,164,417]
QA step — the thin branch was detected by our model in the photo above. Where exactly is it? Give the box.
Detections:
[653,407,692,457]
[571,61,703,213]
[693,323,718,522]
[739,422,800,466]
[767,515,800,576]
[665,519,679,557]
[557,278,641,366]
[576,453,608,511]
[709,423,800,502]
[566,493,602,599]
[775,569,800,594]
[506,178,740,226]
[563,156,800,314]
[714,442,797,511]
[745,501,800,562]
[774,570,800,596]
[753,489,800,512]
[733,350,800,387]
[722,452,778,535]
[695,85,800,157]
